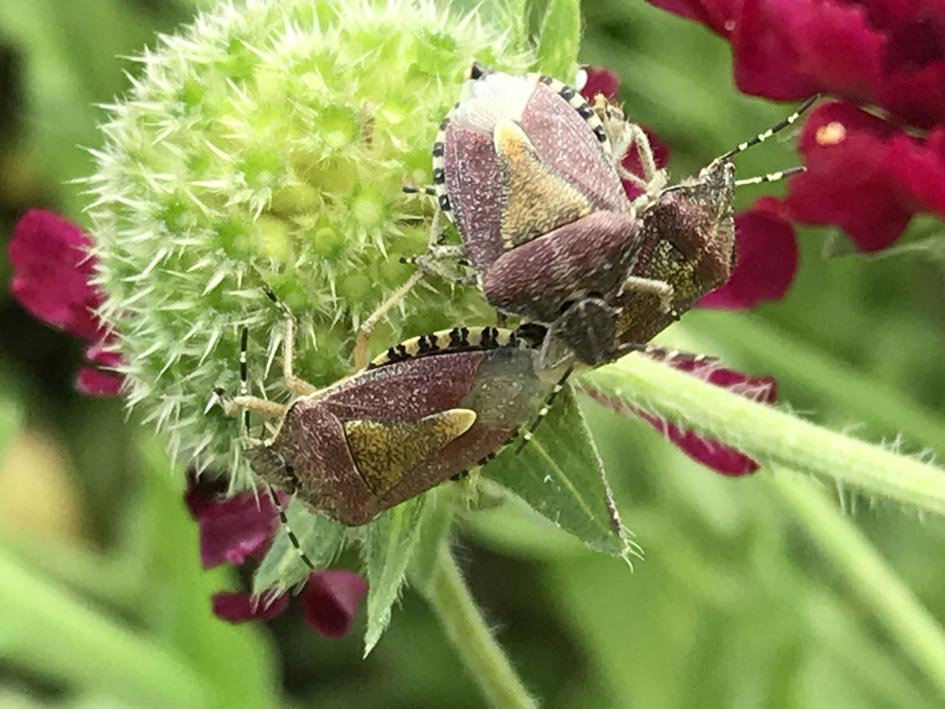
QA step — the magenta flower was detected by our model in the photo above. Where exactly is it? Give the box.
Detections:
[186,483,368,639]
[647,0,945,250]
[7,209,366,637]
[786,101,945,250]
[8,210,123,396]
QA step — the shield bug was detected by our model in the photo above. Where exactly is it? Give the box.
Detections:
[605,97,818,355]
[219,300,564,526]
[399,63,675,369]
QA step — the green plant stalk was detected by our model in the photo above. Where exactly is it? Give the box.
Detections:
[422,545,537,709]
[581,354,945,517]
[0,545,207,706]
[682,312,945,458]
[767,469,945,699]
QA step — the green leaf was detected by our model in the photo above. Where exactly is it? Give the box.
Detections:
[460,485,588,560]
[362,496,426,654]
[482,384,631,558]
[252,498,346,593]
[534,0,582,79]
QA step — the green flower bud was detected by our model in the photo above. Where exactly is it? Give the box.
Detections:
[86,0,534,485]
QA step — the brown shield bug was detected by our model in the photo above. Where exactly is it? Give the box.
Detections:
[398,63,675,369]
[218,300,563,526]
[604,96,818,356]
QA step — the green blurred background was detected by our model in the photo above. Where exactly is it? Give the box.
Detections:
[2,1,945,707]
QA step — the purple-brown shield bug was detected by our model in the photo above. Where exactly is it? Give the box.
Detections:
[403,63,674,369]
[603,96,818,356]
[221,314,562,526]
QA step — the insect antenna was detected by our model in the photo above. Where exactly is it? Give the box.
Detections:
[713,94,819,164]
[402,184,437,196]
[515,366,573,454]
[734,165,805,187]
[238,327,251,438]
[238,324,316,573]
[266,487,314,571]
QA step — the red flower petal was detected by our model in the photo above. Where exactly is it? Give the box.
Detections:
[640,414,762,475]
[583,356,776,476]
[856,0,928,31]
[876,7,945,127]
[194,492,277,569]
[579,67,620,101]
[212,591,289,623]
[666,357,777,402]
[75,340,124,396]
[784,101,913,251]
[733,0,884,102]
[646,0,741,37]
[75,367,123,396]
[886,127,945,217]
[699,198,798,309]
[8,209,127,396]
[878,61,945,130]
[300,570,368,639]
[8,210,105,342]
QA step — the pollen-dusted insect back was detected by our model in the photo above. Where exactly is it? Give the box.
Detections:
[224,323,566,526]
[405,64,675,369]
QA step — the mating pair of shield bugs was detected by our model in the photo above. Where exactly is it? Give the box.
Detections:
[397,62,814,372]
[220,64,814,540]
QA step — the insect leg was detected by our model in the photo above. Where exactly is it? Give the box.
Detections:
[619,275,677,316]
[229,325,316,572]
[262,286,318,397]
[401,210,474,284]
[515,367,573,454]
[352,268,426,370]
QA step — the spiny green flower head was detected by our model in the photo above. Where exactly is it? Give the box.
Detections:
[86,0,536,484]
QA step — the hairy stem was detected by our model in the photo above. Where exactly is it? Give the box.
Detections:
[683,313,945,458]
[581,354,945,517]
[422,545,537,709]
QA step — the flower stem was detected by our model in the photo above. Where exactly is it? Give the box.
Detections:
[767,469,945,699]
[422,545,537,709]
[581,354,945,517]
[683,312,945,458]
